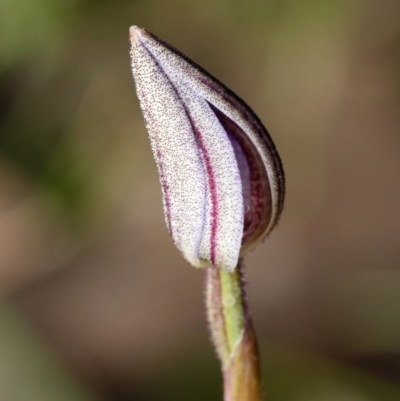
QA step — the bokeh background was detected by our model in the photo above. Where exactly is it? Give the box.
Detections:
[1,0,400,400]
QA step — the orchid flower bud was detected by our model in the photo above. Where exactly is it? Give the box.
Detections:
[129,26,285,272]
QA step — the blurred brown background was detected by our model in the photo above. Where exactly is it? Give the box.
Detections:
[1,0,400,400]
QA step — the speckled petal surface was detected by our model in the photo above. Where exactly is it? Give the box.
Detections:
[130,33,207,267]
[129,26,285,271]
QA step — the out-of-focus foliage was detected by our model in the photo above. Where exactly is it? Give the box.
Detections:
[1,0,400,400]
[0,0,78,71]
[140,342,400,401]
[0,301,96,401]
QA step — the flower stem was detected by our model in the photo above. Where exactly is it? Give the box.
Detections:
[206,259,261,401]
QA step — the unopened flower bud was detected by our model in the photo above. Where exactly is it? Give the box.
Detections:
[129,26,285,271]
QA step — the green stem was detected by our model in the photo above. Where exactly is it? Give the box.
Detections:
[206,260,261,401]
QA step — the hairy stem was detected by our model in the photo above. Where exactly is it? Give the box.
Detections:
[205,260,261,401]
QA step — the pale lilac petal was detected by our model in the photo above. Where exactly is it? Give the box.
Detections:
[130,30,207,267]
[176,81,243,270]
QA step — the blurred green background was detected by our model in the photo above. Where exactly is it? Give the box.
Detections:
[1,0,400,400]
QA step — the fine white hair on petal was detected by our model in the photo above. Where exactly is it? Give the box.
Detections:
[129,26,285,271]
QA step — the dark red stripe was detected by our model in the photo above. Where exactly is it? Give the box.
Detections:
[191,125,218,265]
[180,112,218,265]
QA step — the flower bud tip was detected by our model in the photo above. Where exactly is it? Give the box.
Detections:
[129,26,142,47]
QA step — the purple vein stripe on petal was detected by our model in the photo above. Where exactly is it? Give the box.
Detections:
[192,124,218,265]
[155,147,172,234]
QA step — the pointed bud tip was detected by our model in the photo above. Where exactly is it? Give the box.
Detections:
[129,25,144,47]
